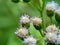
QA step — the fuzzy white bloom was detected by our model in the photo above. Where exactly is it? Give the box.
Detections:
[46,1,58,11]
[31,17,42,26]
[20,15,30,24]
[46,25,58,34]
[24,36,37,45]
[45,32,57,43]
[58,30,60,34]
[56,34,60,44]
[15,27,28,38]
[55,7,60,15]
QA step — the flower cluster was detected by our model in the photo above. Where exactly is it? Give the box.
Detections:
[14,1,60,45]
[15,14,42,45]
[45,1,60,44]
[46,1,60,23]
[44,24,60,44]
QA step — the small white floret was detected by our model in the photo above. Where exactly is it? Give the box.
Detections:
[31,17,42,26]
[46,24,58,34]
[20,15,30,24]
[45,32,57,43]
[46,1,58,11]
[15,27,28,38]
[55,7,60,15]
[24,36,37,45]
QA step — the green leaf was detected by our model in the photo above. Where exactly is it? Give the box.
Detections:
[39,0,43,9]
[7,34,24,45]
[30,0,43,11]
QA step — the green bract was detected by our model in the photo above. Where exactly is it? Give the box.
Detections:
[22,22,30,29]
[46,10,54,17]
[34,23,42,30]
[55,13,60,23]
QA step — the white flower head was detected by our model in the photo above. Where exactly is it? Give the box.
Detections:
[58,30,60,34]
[31,17,42,26]
[20,15,30,24]
[55,7,60,15]
[45,32,57,43]
[46,1,58,11]
[46,24,58,34]
[15,27,28,38]
[24,36,37,45]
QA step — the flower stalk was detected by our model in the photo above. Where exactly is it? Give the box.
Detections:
[39,0,46,31]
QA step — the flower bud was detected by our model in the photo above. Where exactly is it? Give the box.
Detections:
[24,36,37,45]
[20,15,30,28]
[15,27,28,38]
[45,32,57,43]
[23,0,30,3]
[12,0,20,3]
[31,17,42,30]
[46,1,58,17]
[46,24,59,34]
[55,7,60,23]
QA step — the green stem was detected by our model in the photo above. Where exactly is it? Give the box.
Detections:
[41,11,45,31]
[40,0,46,31]
[39,29,44,36]
[50,17,52,24]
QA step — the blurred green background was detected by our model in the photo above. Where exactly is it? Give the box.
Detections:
[0,0,60,45]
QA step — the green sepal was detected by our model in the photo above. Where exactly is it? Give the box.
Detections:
[22,22,30,29]
[55,13,60,23]
[33,23,42,30]
[46,10,54,18]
